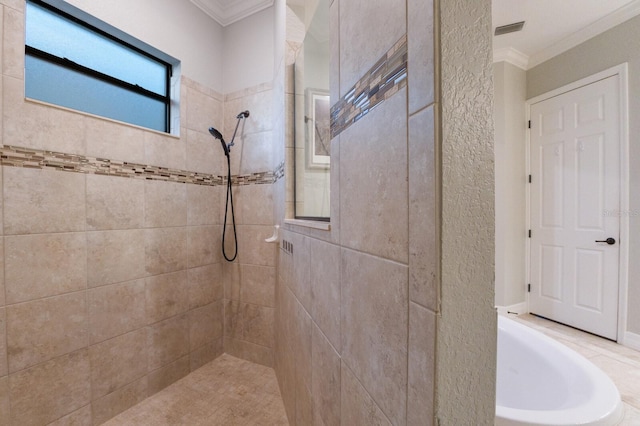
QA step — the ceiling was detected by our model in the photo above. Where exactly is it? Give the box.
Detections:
[192,0,640,68]
[493,0,640,69]
[190,0,274,26]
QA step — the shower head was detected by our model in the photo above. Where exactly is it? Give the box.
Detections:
[208,127,229,157]
[236,110,250,119]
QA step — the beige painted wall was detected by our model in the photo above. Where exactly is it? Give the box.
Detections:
[437,0,497,423]
[527,15,640,335]
[494,61,527,308]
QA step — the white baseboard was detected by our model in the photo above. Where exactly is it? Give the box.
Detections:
[623,331,640,351]
[495,302,528,316]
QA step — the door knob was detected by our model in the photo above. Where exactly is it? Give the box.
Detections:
[595,237,616,245]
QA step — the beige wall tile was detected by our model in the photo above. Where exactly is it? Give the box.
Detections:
[1,0,24,11]
[236,225,277,267]
[145,227,187,275]
[223,337,273,368]
[0,308,6,377]
[87,229,146,288]
[7,292,87,373]
[144,131,186,170]
[86,174,144,231]
[92,377,147,426]
[146,271,190,324]
[3,77,86,154]
[85,117,146,164]
[4,167,86,235]
[290,231,311,311]
[238,131,275,175]
[234,184,274,226]
[309,238,341,352]
[224,262,240,301]
[408,302,436,426]
[339,89,408,263]
[242,304,274,348]
[147,314,189,371]
[190,338,223,372]
[0,241,4,307]
[240,264,275,308]
[87,280,146,345]
[188,263,223,309]
[48,405,92,426]
[187,225,219,267]
[144,180,187,228]
[296,381,313,426]
[341,363,392,426]
[341,248,408,425]
[147,355,190,395]
[189,301,223,351]
[408,106,437,310]
[294,300,312,392]
[224,300,243,339]
[408,0,435,113]
[339,0,405,97]
[9,349,90,426]
[0,377,9,424]
[224,89,273,136]
[3,6,23,78]
[186,86,222,134]
[186,129,224,176]
[311,323,340,426]
[89,329,148,400]
[5,232,87,304]
[187,183,219,226]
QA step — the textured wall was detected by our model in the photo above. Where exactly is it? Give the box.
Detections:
[527,15,640,335]
[436,0,497,424]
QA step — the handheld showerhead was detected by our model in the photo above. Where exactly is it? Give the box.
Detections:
[209,127,229,157]
[208,111,249,158]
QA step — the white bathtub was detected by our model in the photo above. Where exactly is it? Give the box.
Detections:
[496,315,624,426]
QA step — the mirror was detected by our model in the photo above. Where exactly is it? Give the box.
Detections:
[291,0,330,220]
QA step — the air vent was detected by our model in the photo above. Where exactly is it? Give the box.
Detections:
[494,21,525,36]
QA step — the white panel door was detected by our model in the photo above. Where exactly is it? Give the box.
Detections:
[529,75,620,340]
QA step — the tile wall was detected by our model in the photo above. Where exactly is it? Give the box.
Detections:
[275,0,437,425]
[0,1,280,424]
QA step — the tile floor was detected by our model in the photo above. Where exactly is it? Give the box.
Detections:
[103,316,640,425]
[512,313,640,425]
[103,354,289,426]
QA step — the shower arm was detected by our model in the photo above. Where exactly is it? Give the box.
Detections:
[228,115,243,151]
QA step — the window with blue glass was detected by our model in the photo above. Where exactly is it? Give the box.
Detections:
[25,0,175,133]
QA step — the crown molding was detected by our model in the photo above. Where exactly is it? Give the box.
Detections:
[528,0,640,69]
[190,0,274,27]
[493,47,529,70]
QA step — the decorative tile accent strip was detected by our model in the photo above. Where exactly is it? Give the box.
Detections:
[0,145,283,187]
[330,35,408,138]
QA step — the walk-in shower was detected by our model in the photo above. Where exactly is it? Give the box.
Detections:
[208,110,250,261]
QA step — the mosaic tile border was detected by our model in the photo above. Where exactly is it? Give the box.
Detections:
[330,35,408,138]
[0,145,284,186]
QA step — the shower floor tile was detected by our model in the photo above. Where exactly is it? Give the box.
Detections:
[513,313,640,423]
[103,354,289,426]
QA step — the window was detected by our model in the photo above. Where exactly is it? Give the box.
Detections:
[25,0,177,133]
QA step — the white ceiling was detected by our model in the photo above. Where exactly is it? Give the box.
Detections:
[192,0,640,68]
[190,0,274,26]
[493,0,640,69]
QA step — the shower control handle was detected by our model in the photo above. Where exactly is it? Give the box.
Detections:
[595,237,616,245]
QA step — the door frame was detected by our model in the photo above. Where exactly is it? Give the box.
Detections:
[525,63,629,343]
